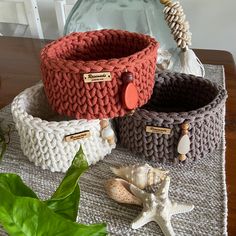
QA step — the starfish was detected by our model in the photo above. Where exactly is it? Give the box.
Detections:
[129,176,194,236]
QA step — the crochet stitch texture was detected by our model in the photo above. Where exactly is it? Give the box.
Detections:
[11,83,115,172]
[41,29,158,119]
[117,72,227,164]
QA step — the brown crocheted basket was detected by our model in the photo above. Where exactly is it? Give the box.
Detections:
[117,72,227,164]
[41,29,158,119]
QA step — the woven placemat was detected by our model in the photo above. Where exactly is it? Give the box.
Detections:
[0,65,227,236]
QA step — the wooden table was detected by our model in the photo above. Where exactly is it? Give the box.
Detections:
[0,37,236,235]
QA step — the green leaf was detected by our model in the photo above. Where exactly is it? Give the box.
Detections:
[46,185,80,221]
[0,147,107,236]
[0,186,107,236]
[45,146,88,221]
[0,173,38,199]
[0,141,6,161]
[52,146,88,199]
[0,121,12,162]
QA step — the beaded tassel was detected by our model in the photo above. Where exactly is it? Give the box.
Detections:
[162,0,192,50]
[160,0,205,77]
[177,122,190,162]
[100,119,115,145]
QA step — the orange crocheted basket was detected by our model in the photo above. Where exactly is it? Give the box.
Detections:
[41,29,158,119]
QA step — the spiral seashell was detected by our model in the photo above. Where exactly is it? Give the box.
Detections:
[105,178,142,205]
[110,164,169,190]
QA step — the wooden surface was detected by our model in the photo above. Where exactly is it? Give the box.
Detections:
[194,49,236,236]
[0,37,236,235]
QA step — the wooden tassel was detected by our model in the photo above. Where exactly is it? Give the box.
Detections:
[177,122,190,161]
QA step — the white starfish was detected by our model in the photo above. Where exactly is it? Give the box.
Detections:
[129,176,194,236]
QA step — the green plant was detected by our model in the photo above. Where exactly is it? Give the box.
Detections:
[0,119,12,161]
[0,147,107,236]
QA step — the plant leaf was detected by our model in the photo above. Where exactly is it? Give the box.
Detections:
[0,173,38,199]
[0,141,6,162]
[45,146,89,221]
[0,121,12,162]
[0,186,107,236]
[46,185,80,221]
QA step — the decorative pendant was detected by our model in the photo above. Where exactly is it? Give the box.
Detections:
[121,72,138,110]
[177,122,190,161]
[100,119,115,145]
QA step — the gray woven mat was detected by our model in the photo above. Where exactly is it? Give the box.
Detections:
[0,65,227,236]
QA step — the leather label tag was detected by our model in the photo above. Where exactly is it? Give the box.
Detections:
[146,126,171,135]
[64,130,91,142]
[83,72,112,83]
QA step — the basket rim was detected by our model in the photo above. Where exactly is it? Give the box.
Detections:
[40,29,159,73]
[11,83,100,133]
[131,73,227,124]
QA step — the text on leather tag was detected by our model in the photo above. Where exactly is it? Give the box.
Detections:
[64,130,91,142]
[83,72,112,83]
[146,126,171,135]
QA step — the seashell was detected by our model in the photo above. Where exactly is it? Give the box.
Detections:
[170,8,177,15]
[101,126,114,140]
[170,15,177,22]
[110,163,169,190]
[181,40,187,49]
[163,6,171,14]
[177,123,190,161]
[177,134,190,154]
[171,1,180,7]
[173,15,179,22]
[177,38,182,47]
[165,14,173,22]
[104,178,142,205]
[177,31,183,38]
[170,22,177,29]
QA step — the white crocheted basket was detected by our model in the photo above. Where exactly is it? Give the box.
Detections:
[11,83,116,172]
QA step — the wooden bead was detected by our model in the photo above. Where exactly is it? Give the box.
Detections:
[181,122,189,130]
[107,137,115,145]
[179,154,187,162]
[160,0,172,6]
[127,109,135,116]
[121,71,134,84]
[100,119,109,129]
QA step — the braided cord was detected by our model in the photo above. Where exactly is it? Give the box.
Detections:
[11,83,116,172]
[41,30,158,119]
[118,72,227,164]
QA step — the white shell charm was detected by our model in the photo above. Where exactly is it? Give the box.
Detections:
[110,164,169,189]
[100,119,115,145]
[177,122,190,161]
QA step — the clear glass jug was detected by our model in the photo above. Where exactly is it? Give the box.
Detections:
[64,0,180,71]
